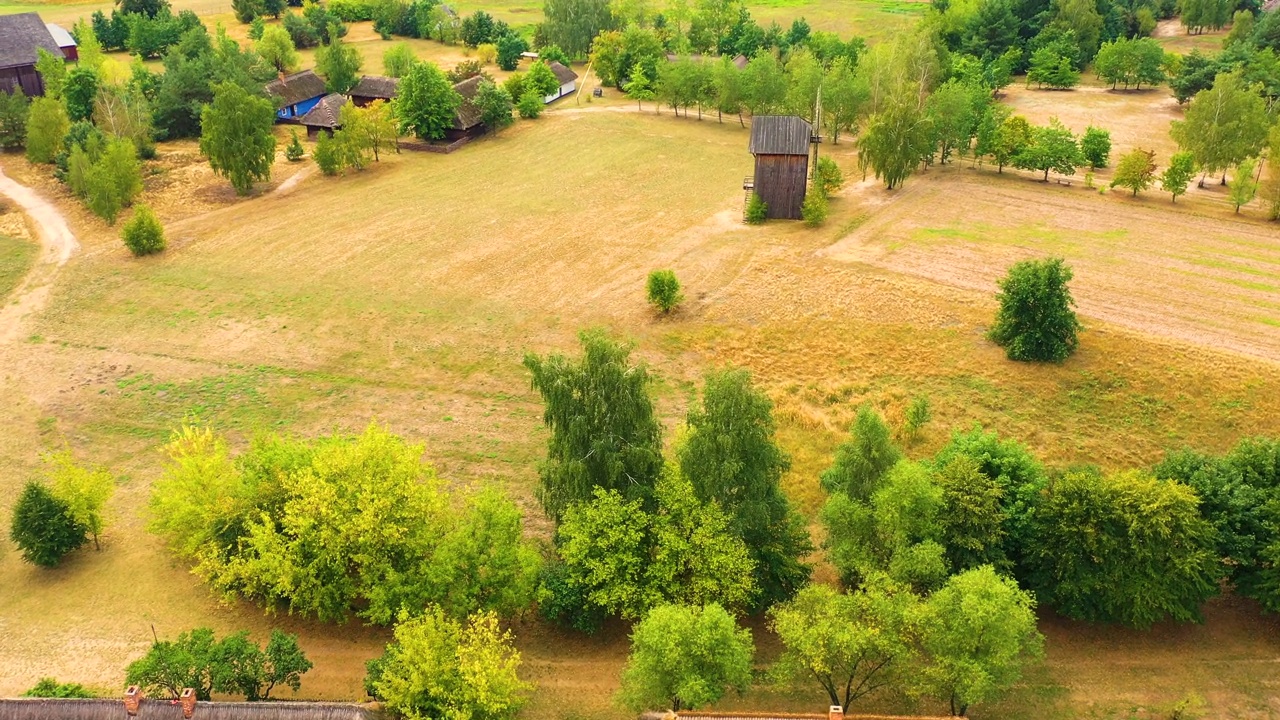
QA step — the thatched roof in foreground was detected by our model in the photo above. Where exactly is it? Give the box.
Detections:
[0,698,380,720]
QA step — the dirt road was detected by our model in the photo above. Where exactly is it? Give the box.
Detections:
[0,164,80,344]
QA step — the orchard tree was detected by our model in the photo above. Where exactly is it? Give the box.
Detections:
[1025,470,1220,627]
[1161,151,1196,202]
[988,257,1081,363]
[367,607,528,720]
[256,25,299,73]
[769,579,917,709]
[1171,70,1270,186]
[618,603,753,712]
[10,481,87,567]
[394,61,462,140]
[1110,148,1157,196]
[915,566,1044,717]
[523,329,664,520]
[200,82,275,195]
[679,368,813,607]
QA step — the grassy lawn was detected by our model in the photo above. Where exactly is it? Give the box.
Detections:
[0,234,37,302]
[2,91,1280,718]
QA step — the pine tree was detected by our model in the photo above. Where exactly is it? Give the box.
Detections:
[10,481,88,567]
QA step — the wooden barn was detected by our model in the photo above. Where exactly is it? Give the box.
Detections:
[0,12,63,97]
[45,22,77,62]
[265,69,327,120]
[445,75,487,141]
[747,115,813,220]
[349,74,398,107]
[297,93,346,137]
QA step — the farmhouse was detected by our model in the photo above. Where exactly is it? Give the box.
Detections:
[446,75,486,141]
[747,115,813,220]
[265,69,327,121]
[544,61,579,103]
[297,93,347,137]
[45,22,77,62]
[0,12,64,96]
[349,75,398,107]
[0,697,375,719]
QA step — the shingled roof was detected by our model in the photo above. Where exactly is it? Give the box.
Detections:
[547,61,578,85]
[265,69,327,108]
[350,75,399,100]
[451,75,484,130]
[298,93,347,129]
[0,12,62,70]
[749,115,812,156]
[0,699,376,720]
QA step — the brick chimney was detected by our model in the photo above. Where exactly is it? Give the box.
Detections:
[829,706,844,720]
[123,686,142,716]
[180,688,196,719]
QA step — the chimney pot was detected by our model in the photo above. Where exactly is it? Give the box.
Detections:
[123,686,142,716]
[829,706,844,720]
[180,688,196,719]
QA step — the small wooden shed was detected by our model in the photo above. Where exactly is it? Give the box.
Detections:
[747,115,812,220]
[445,75,486,141]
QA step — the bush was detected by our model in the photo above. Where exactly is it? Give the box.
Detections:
[801,190,828,227]
[516,90,543,118]
[745,192,767,224]
[476,42,498,65]
[1080,125,1112,168]
[121,205,166,256]
[23,679,94,698]
[329,0,374,21]
[814,156,843,197]
[285,129,305,161]
[9,481,87,567]
[645,269,683,314]
[988,257,1080,363]
[0,89,30,150]
[313,130,341,174]
[903,395,931,442]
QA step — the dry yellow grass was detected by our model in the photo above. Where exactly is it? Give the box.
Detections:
[1,62,1280,720]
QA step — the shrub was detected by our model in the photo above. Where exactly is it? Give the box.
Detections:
[744,192,767,224]
[285,129,305,161]
[645,269,683,314]
[23,679,94,698]
[476,42,498,65]
[121,205,166,256]
[988,257,1081,363]
[313,130,341,174]
[903,395,931,442]
[9,481,87,567]
[0,88,30,149]
[516,90,543,118]
[801,190,828,227]
[814,156,843,197]
[24,96,69,163]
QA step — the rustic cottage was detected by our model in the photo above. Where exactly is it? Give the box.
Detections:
[0,12,64,96]
[265,69,327,120]
[349,75,398,107]
[445,75,486,141]
[544,61,578,103]
[746,115,813,220]
[297,93,347,137]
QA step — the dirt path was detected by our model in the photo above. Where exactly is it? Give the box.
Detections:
[273,165,315,197]
[0,165,80,345]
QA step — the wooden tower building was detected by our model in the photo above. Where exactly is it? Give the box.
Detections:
[745,116,813,220]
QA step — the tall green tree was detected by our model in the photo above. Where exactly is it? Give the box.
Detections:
[858,85,933,189]
[25,96,68,163]
[316,28,363,93]
[394,61,462,140]
[10,481,88,567]
[200,81,276,195]
[367,607,529,720]
[1110,147,1157,196]
[1160,151,1196,202]
[1013,118,1081,182]
[914,566,1044,717]
[474,80,515,132]
[383,42,418,78]
[618,603,753,712]
[524,329,664,521]
[820,405,901,501]
[64,66,101,122]
[541,0,618,58]
[1170,70,1271,185]
[256,24,300,73]
[988,257,1081,363]
[34,48,67,99]
[1228,158,1260,213]
[0,89,30,150]
[1025,470,1220,627]
[1079,125,1111,168]
[935,455,1009,574]
[770,579,918,709]
[678,368,813,608]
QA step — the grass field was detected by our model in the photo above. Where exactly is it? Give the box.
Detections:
[2,78,1280,719]
[0,233,38,302]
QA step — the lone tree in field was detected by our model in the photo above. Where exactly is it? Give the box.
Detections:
[10,481,87,567]
[619,603,754,712]
[523,329,664,521]
[645,269,683,314]
[394,61,462,141]
[200,82,276,195]
[121,204,166,256]
[988,258,1081,363]
[1110,148,1157,196]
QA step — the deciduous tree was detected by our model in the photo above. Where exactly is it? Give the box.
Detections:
[200,81,275,195]
[45,451,114,550]
[256,24,299,73]
[1228,158,1260,213]
[1013,118,1081,182]
[820,405,901,501]
[0,89,29,150]
[475,80,515,132]
[1171,70,1270,185]
[1079,125,1111,168]
[316,28,362,93]
[618,603,753,711]
[988,257,1080,363]
[542,0,617,58]
[383,42,418,77]
[1111,147,1157,196]
[1160,151,1196,202]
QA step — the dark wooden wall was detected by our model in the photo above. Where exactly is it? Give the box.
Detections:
[0,65,45,97]
[753,153,809,220]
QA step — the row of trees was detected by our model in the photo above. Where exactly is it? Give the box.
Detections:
[126,628,312,701]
